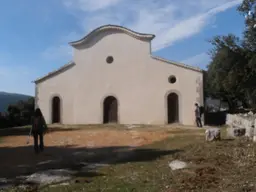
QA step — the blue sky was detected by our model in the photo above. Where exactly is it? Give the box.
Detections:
[0,0,245,96]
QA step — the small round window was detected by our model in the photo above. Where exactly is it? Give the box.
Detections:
[106,56,114,64]
[168,75,176,84]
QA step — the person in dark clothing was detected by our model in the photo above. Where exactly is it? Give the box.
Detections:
[195,103,203,127]
[31,108,48,154]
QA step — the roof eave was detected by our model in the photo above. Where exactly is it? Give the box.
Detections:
[33,62,75,84]
[151,56,203,73]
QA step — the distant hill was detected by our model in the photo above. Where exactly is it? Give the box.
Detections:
[0,92,33,112]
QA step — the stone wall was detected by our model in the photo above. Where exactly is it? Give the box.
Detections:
[226,112,256,141]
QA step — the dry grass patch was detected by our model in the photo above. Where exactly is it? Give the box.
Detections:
[39,129,256,192]
[4,126,253,192]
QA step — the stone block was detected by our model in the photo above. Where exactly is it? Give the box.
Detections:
[205,128,221,141]
[253,119,256,142]
[169,160,188,170]
[227,127,246,138]
[226,113,256,140]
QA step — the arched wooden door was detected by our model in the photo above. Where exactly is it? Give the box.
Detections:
[52,96,61,123]
[167,93,179,124]
[103,96,118,123]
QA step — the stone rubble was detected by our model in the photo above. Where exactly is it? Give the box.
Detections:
[50,182,70,187]
[168,160,188,170]
[205,128,221,141]
[22,169,75,185]
[226,111,256,141]
[125,124,141,129]
[0,163,110,190]
[0,178,12,190]
[37,160,58,165]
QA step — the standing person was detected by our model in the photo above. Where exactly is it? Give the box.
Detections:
[195,103,202,127]
[31,108,48,154]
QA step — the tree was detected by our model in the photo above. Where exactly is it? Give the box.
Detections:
[206,34,250,109]
[238,0,256,51]
[0,97,35,128]
[238,0,256,106]
[206,0,256,109]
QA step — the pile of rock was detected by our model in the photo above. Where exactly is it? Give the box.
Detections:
[205,128,221,142]
[226,111,256,141]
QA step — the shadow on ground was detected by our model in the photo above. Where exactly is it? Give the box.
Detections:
[0,142,182,187]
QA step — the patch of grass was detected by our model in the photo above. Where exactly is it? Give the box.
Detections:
[39,135,194,192]
[44,133,256,191]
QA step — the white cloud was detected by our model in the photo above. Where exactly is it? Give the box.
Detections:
[61,0,242,51]
[43,0,241,63]
[0,65,33,77]
[59,31,82,43]
[41,31,82,62]
[181,52,211,69]
[0,55,37,95]
[63,0,125,12]
[42,44,73,61]
[0,53,33,77]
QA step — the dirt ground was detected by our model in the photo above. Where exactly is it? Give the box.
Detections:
[1,127,170,148]
[0,125,189,180]
[4,125,255,192]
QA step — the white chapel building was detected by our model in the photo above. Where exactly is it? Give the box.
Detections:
[34,25,204,125]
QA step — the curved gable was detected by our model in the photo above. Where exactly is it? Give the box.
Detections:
[69,25,155,47]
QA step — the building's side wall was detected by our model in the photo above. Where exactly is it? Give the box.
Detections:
[36,67,75,124]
